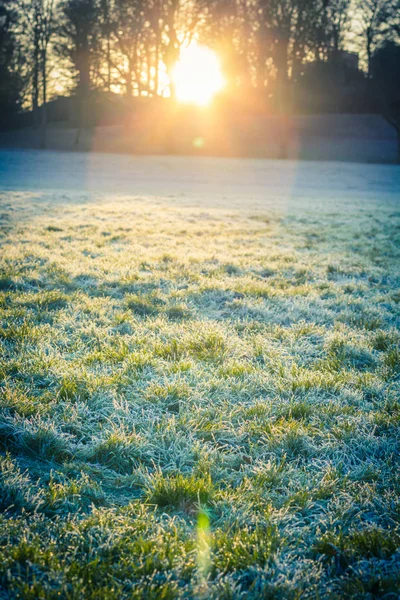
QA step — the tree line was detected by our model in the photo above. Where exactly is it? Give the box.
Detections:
[0,0,399,150]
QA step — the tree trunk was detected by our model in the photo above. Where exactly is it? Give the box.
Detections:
[107,34,111,91]
[33,25,40,128]
[40,49,47,149]
[168,73,176,102]
[75,47,90,145]
[126,67,132,98]
[164,34,179,102]
[154,38,160,95]
[146,47,152,94]
[366,29,372,80]
[75,88,86,146]
[275,38,290,159]
[278,81,289,160]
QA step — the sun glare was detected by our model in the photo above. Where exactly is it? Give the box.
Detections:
[173,44,225,106]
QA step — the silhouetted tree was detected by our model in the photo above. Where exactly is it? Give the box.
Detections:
[200,0,248,89]
[354,0,397,79]
[29,0,55,146]
[311,0,351,61]
[18,0,55,143]
[107,0,146,97]
[161,0,204,100]
[254,0,328,155]
[39,0,55,148]
[57,0,100,141]
[32,0,41,126]
[100,0,111,90]
[371,41,400,161]
[0,0,23,127]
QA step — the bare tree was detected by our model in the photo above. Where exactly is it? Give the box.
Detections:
[20,0,55,146]
[328,0,351,56]
[32,0,41,126]
[100,0,111,91]
[106,0,202,99]
[160,0,204,100]
[57,0,100,143]
[108,0,153,97]
[255,0,327,156]
[38,0,55,148]
[354,0,396,78]
[309,0,351,62]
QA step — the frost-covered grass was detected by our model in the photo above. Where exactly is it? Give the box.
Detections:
[0,185,399,599]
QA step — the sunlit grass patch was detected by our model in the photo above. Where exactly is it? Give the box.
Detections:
[89,430,149,473]
[145,380,190,412]
[0,319,43,343]
[0,386,41,418]
[165,303,192,320]
[314,526,400,562]
[153,337,186,361]
[22,426,72,463]
[0,453,41,513]
[371,329,399,351]
[125,292,165,317]
[187,330,228,362]
[19,290,70,311]
[57,374,90,401]
[383,346,400,376]
[213,525,280,572]
[325,336,377,371]
[218,360,254,378]
[146,472,214,512]
[278,399,314,421]
[43,472,106,514]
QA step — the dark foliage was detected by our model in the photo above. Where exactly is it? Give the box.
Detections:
[0,0,23,127]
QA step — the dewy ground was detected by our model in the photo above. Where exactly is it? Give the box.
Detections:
[0,151,399,599]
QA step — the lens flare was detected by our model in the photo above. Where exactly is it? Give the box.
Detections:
[173,44,225,106]
[196,509,212,585]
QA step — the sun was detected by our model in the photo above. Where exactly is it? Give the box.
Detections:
[172,44,225,106]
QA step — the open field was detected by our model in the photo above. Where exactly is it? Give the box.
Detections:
[0,151,400,598]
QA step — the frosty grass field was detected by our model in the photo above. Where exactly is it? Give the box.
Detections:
[0,151,399,598]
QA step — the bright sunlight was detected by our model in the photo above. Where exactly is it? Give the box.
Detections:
[172,44,225,106]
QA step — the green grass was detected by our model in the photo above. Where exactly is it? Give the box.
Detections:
[0,189,399,598]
